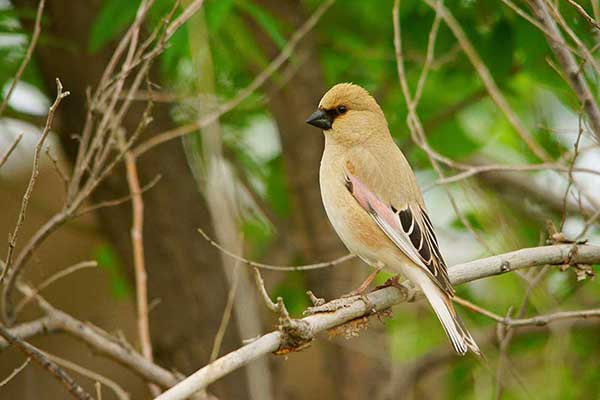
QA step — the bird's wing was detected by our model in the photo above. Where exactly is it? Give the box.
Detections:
[344,170,454,296]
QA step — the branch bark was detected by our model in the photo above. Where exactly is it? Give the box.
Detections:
[155,243,600,400]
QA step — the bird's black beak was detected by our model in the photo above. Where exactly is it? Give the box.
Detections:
[306,109,332,130]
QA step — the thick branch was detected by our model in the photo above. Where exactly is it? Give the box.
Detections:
[44,302,179,388]
[155,243,600,400]
[0,316,60,350]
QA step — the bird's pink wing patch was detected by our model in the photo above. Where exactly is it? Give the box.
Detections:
[344,170,454,294]
[344,172,426,270]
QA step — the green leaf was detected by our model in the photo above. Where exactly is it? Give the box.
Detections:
[89,0,140,52]
[272,272,309,317]
[206,0,235,33]
[241,216,273,258]
[160,24,191,82]
[450,212,484,232]
[485,19,514,84]
[427,119,481,159]
[93,244,131,299]
[265,156,290,217]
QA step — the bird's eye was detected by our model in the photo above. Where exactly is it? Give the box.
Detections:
[337,105,347,114]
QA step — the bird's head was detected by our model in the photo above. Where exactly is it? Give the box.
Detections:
[306,83,386,145]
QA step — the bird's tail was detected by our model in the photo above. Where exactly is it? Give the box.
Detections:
[419,276,480,356]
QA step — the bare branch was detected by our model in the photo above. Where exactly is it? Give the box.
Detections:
[0,324,93,400]
[23,286,180,388]
[198,228,355,271]
[73,174,161,217]
[0,316,60,350]
[0,357,30,387]
[0,133,23,169]
[528,0,600,142]
[14,261,98,317]
[123,151,157,396]
[0,0,45,117]
[423,0,551,161]
[43,350,131,400]
[454,296,600,327]
[394,0,494,253]
[155,244,600,400]
[45,147,70,193]
[132,0,336,157]
[209,264,240,362]
[1,79,70,286]
[564,0,600,31]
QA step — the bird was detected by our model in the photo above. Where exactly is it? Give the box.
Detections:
[305,83,480,356]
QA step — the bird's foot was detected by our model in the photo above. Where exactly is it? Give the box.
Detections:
[374,274,417,302]
[303,267,384,316]
[375,274,403,291]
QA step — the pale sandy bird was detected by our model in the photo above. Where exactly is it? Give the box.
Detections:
[306,83,480,356]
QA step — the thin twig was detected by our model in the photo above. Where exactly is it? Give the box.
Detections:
[424,0,551,161]
[16,282,180,388]
[413,0,442,107]
[14,261,98,317]
[73,174,161,217]
[253,268,282,314]
[124,150,158,396]
[528,0,600,142]
[454,296,600,327]
[429,162,600,189]
[394,0,494,253]
[198,228,355,271]
[0,0,45,117]
[209,262,240,362]
[43,350,131,400]
[0,324,93,400]
[546,0,600,76]
[0,133,23,169]
[0,357,31,387]
[1,79,70,285]
[132,0,336,157]
[560,108,584,229]
[45,147,70,193]
[564,0,600,31]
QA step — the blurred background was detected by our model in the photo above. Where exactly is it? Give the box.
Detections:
[1,0,600,399]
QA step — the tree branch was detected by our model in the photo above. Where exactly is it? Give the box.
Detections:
[423,0,551,161]
[132,0,335,157]
[155,243,600,400]
[1,79,70,287]
[0,133,23,169]
[528,0,600,142]
[0,0,45,117]
[0,323,93,400]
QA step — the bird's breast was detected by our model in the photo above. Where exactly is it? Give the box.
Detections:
[319,155,389,262]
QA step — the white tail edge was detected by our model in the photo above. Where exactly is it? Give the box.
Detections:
[418,275,481,356]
